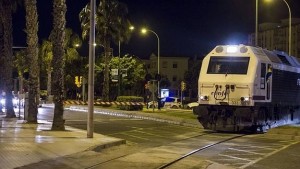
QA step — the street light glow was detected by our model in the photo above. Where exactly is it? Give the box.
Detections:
[129,26,134,31]
[141,29,146,34]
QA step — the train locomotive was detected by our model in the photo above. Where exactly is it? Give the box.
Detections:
[193,45,300,132]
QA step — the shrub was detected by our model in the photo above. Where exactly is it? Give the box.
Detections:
[116,96,144,111]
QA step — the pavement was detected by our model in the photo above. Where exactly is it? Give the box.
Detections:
[1,104,300,169]
[0,106,125,169]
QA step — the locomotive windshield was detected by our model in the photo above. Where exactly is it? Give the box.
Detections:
[207,56,250,74]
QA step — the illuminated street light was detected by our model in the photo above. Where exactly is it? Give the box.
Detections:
[141,28,160,97]
[256,0,292,55]
[118,26,135,96]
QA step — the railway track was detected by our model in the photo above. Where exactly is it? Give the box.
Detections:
[81,132,245,169]
[157,134,246,169]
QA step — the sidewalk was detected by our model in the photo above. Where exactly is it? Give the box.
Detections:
[0,113,125,169]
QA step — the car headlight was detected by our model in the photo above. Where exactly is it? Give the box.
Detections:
[240,97,250,102]
[1,99,5,105]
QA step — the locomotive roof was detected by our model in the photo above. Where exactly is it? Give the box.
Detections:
[262,48,300,68]
[213,45,300,68]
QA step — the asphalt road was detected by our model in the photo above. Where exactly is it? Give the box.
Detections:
[32,106,300,169]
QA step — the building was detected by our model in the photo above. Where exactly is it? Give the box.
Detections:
[248,18,300,58]
[143,53,189,97]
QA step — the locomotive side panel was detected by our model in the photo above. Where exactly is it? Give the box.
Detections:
[272,69,300,106]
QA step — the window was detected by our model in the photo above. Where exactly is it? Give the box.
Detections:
[172,76,177,82]
[162,61,168,68]
[260,63,266,89]
[207,56,250,74]
[173,62,178,68]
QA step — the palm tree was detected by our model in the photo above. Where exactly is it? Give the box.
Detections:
[40,29,81,98]
[14,49,27,102]
[79,0,132,101]
[24,0,39,123]
[40,40,53,96]
[0,19,3,113]
[51,0,66,131]
[0,0,19,118]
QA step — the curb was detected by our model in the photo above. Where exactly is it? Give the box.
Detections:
[90,139,127,152]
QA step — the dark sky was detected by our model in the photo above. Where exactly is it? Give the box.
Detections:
[13,0,300,58]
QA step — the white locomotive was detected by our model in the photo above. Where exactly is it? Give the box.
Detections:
[193,45,300,132]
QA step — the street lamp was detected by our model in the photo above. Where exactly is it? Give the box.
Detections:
[256,0,292,55]
[87,0,96,138]
[282,0,292,56]
[255,0,258,47]
[141,28,160,97]
[118,26,135,96]
[119,26,135,58]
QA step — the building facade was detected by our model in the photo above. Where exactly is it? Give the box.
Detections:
[143,53,189,97]
[248,18,300,58]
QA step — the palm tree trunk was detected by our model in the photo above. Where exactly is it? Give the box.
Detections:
[25,0,39,123]
[51,0,66,131]
[103,39,111,101]
[0,0,16,118]
[47,68,52,96]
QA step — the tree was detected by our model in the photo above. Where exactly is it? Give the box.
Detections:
[24,0,39,123]
[79,0,132,101]
[51,0,66,131]
[40,40,53,96]
[0,0,19,118]
[109,55,146,97]
[184,58,202,99]
[40,29,81,98]
[14,49,27,101]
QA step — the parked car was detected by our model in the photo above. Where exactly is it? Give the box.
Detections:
[163,97,182,109]
[187,102,199,109]
[147,101,158,108]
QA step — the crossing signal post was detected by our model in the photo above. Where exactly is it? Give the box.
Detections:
[75,76,83,100]
[181,81,186,91]
[180,81,186,106]
[75,76,83,88]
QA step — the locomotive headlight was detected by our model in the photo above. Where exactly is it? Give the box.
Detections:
[226,46,238,53]
[240,97,250,102]
[200,95,209,101]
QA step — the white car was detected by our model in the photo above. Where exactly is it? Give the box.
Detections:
[163,97,182,109]
[187,102,199,109]
[147,101,158,108]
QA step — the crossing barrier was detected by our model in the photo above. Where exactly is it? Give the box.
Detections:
[63,100,145,106]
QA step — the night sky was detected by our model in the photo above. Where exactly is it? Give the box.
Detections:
[13,0,300,58]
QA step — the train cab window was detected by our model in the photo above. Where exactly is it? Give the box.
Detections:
[207,56,250,74]
[260,63,266,89]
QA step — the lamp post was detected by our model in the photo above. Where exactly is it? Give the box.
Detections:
[256,0,292,55]
[141,28,160,98]
[87,0,96,138]
[282,0,292,56]
[255,0,258,47]
[118,26,134,96]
